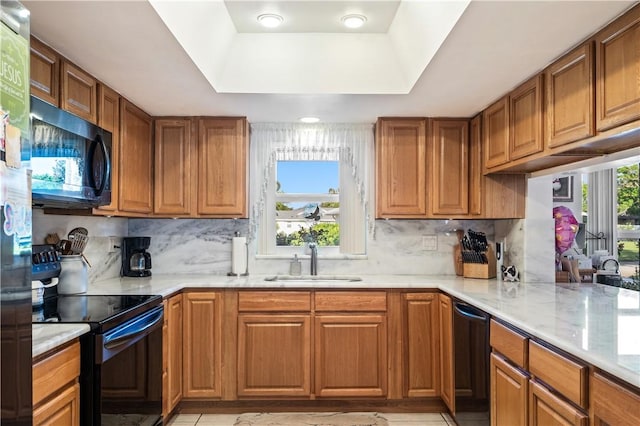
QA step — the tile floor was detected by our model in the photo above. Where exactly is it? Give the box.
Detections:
[166,412,457,426]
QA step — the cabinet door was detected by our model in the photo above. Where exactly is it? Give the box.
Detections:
[595,4,640,131]
[592,372,640,426]
[469,115,483,216]
[483,97,510,169]
[402,293,439,398]
[237,314,311,397]
[376,118,427,218]
[545,43,595,147]
[197,118,247,217]
[165,295,183,413]
[438,294,455,414]
[315,314,387,397]
[155,119,194,216]
[119,99,153,214]
[490,353,528,426]
[529,380,587,426]
[33,383,80,426]
[94,84,120,214]
[61,61,97,123]
[30,37,59,106]
[509,75,544,160]
[183,292,223,398]
[430,119,469,216]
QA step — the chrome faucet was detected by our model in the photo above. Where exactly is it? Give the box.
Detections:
[309,242,318,275]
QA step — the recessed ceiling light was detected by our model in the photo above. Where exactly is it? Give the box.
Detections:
[341,14,367,29]
[300,117,320,123]
[257,13,283,28]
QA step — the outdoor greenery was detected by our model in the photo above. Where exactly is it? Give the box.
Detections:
[618,240,640,262]
[617,164,639,221]
[276,224,340,246]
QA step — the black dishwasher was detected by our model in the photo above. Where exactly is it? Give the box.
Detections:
[453,299,490,426]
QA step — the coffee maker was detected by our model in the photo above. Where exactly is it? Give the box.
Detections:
[121,237,152,277]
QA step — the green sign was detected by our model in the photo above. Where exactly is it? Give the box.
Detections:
[0,20,30,134]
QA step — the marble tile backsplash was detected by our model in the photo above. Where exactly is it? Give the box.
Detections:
[33,211,530,281]
[32,209,128,281]
[129,218,498,277]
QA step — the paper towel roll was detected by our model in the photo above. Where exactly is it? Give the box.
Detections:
[231,236,247,275]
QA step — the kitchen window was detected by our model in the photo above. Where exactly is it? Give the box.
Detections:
[275,161,340,250]
[249,123,374,257]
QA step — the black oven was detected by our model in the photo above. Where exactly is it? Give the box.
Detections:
[30,95,112,209]
[34,294,163,426]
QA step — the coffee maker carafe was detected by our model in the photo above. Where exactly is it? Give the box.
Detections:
[121,237,152,277]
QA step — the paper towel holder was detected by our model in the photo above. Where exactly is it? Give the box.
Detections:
[228,231,249,277]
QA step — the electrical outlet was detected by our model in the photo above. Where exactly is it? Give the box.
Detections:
[108,237,119,253]
[422,235,437,251]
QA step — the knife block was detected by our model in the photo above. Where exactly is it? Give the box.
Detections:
[463,246,497,279]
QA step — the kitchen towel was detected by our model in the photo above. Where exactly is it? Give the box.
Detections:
[231,236,248,275]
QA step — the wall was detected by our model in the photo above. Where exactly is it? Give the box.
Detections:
[32,209,127,281]
[33,212,521,280]
[129,218,498,277]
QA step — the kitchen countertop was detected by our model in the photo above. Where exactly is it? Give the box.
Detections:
[32,274,640,390]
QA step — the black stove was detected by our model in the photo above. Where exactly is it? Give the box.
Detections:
[33,294,163,332]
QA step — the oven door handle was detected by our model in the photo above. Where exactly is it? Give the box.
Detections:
[103,306,163,350]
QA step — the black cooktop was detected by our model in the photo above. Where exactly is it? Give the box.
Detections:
[33,294,162,332]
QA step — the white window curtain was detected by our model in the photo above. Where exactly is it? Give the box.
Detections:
[587,169,617,256]
[249,122,375,254]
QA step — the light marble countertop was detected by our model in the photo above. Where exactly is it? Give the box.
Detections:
[32,323,90,358]
[33,274,640,390]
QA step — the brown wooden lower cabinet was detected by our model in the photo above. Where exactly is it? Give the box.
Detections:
[33,382,80,426]
[237,314,311,397]
[490,353,528,426]
[402,293,440,398]
[163,294,183,417]
[182,291,223,399]
[32,341,81,426]
[591,372,640,426]
[529,380,588,426]
[438,294,454,413]
[314,314,387,397]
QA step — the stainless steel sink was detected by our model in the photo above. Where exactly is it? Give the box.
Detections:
[264,275,362,282]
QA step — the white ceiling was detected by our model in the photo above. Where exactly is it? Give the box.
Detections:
[224,0,400,33]
[22,1,637,123]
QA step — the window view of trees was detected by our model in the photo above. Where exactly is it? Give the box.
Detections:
[275,161,340,247]
[617,163,639,287]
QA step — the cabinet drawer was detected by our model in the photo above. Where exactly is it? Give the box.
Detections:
[315,291,387,312]
[592,372,640,426]
[490,319,528,369]
[33,341,80,406]
[529,341,587,409]
[239,291,311,312]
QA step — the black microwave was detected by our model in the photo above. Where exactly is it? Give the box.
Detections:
[30,96,111,209]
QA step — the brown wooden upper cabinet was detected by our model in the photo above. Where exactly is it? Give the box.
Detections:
[430,119,469,216]
[61,61,97,124]
[595,3,640,131]
[509,75,544,160]
[30,37,98,124]
[545,42,595,148]
[484,75,544,171]
[119,99,153,214]
[376,118,428,218]
[93,84,120,215]
[30,37,59,106]
[197,118,248,217]
[483,97,510,169]
[154,119,194,216]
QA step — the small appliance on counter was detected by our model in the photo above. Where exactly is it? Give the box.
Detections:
[31,244,62,321]
[122,237,152,277]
